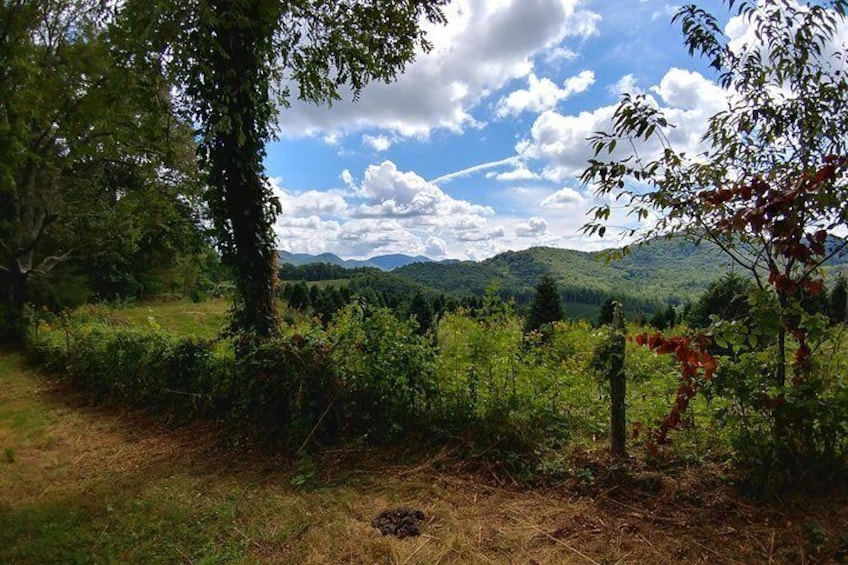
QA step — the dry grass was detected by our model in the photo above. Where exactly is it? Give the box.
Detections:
[2,349,847,564]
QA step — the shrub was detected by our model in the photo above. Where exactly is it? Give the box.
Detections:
[434,308,591,455]
[26,307,234,421]
[327,303,437,442]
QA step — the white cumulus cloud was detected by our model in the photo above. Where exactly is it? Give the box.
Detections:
[362,134,393,152]
[425,236,448,257]
[354,161,493,220]
[516,216,549,237]
[541,187,586,208]
[276,0,601,139]
[496,70,595,117]
[488,165,541,182]
[518,68,727,182]
[608,73,642,96]
[270,178,349,217]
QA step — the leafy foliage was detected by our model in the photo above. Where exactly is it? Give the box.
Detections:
[633,333,717,451]
[279,261,378,282]
[394,240,748,319]
[649,304,678,331]
[26,286,847,483]
[581,0,848,478]
[686,272,752,328]
[0,0,205,341]
[829,275,848,324]
[327,303,437,441]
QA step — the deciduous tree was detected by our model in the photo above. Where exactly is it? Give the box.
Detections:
[581,0,848,464]
[119,0,448,342]
[0,0,203,342]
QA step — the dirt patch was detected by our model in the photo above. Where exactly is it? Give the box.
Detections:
[371,507,426,538]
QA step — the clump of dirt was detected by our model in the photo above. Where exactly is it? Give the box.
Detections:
[371,508,426,538]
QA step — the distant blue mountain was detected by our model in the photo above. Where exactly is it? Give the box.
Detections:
[277,251,433,271]
[368,254,433,270]
[277,251,377,269]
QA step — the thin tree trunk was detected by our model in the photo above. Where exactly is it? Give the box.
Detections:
[773,307,788,464]
[776,326,786,389]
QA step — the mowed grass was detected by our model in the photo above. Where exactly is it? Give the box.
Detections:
[2,347,620,565]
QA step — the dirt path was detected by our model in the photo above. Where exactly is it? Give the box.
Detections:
[2,350,846,564]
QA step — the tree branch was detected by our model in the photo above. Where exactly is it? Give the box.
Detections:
[33,248,76,275]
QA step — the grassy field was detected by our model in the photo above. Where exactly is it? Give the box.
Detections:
[280,278,351,289]
[78,298,231,339]
[3,343,848,564]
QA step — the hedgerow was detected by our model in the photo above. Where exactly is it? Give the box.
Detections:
[24,297,848,485]
[23,302,607,457]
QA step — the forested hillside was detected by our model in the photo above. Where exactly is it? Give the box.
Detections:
[4,2,848,561]
[278,251,378,269]
[393,238,737,316]
[280,237,848,319]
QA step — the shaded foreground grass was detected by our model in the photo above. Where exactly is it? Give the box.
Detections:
[2,350,848,564]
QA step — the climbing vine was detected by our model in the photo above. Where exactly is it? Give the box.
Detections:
[633,333,716,452]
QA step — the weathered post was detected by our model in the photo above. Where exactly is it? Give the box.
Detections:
[609,301,627,458]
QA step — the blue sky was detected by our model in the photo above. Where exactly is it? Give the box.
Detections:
[264,0,735,260]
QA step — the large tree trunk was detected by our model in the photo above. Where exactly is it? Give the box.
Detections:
[0,267,28,345]
[205,0,280,343]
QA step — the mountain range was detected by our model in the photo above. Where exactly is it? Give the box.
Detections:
[278,250,432,271]
[280,238,848,318]
[394,239,735,313]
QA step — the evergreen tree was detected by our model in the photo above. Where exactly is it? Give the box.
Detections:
[829,275,848,324]
[524,275,564,334]
[313,286,343,326]
[408,291,434,335]
[339,286,352,304]
[650,303,677,330]
[280,282,293,301]
[686,273,752,328]
[597,297,618,326]
[432,294,447,317]
[288,281,311,311]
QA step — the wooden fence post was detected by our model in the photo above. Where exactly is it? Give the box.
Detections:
[610,301,627,458]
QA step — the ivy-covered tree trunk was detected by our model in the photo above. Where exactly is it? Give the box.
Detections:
[200,0,281,341]
[129,0,449,344]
